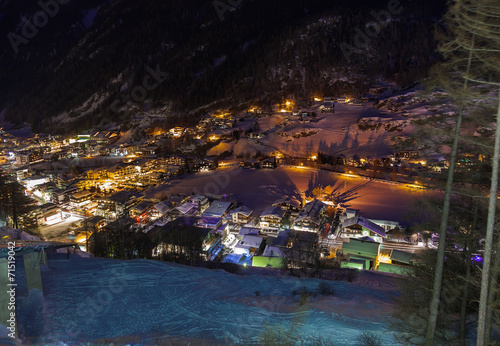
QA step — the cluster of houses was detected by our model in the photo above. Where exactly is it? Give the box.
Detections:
[0,103,426,274]
[76,187,414,274]
[0,131,123,165]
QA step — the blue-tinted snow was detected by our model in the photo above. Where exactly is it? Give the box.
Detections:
[9,253,400,344]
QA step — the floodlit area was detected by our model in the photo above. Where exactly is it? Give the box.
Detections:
[38,216,83,241]
[152,166,441,223]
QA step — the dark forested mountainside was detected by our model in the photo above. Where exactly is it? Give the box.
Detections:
[0,0,446,132]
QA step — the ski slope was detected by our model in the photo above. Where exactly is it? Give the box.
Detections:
[6,254,401,344]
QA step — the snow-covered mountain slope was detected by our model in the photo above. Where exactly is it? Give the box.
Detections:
[7,253,401,344]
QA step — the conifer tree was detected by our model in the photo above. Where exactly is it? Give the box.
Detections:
[421,0,500,344]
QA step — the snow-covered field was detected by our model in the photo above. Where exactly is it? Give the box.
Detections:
[7,254,401,344]
[152,166,441,224]
[250,102,413,158]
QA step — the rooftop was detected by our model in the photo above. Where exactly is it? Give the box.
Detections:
[343,215,386,237]
[260,206,285,219]
[201,200,233,218]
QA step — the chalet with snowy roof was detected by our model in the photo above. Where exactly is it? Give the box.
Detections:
[130,158,154,173]
[370,219,400,232]
[53,186,78,204]
[341,215,386,243]
[259,206,286,231]
[233,234,265,256]
[33,181,57,202]
[338,209,399,239]
[174,201,197,216]
[292,199,327,232]
[231,206,253,224]
[260,228,293,259]
[272,196,301,214]
[165,165,183,177]
[149,201,170,220]
[201,200,234,218]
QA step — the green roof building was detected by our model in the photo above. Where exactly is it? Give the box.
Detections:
[252,256,287,269]
[342,238,380,259]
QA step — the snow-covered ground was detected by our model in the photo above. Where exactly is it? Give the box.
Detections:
[150,166,441,224]
[7,254,401,344]
[251,102,413,158]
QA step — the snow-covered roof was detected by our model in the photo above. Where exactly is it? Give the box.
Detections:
[238,227,259,237]
[176,202,195,215]
[188,194,208,204]
[272,196,301,209]
[260,206,285,219]
[201,201,233,218]
[231,206,253,217]
[152,201,170,214]
[342,215,386,237]
[294,199,326,222]
[235,234,264,249]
